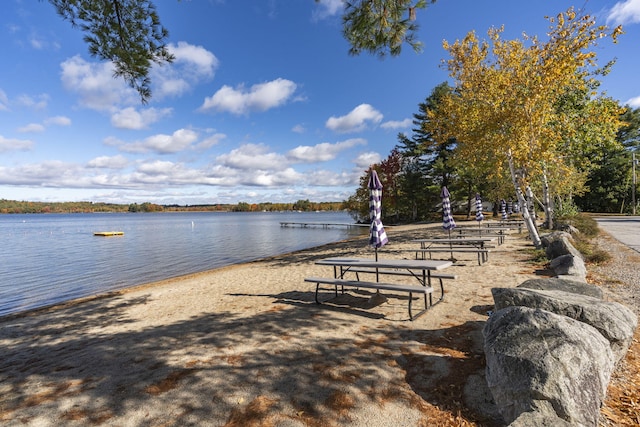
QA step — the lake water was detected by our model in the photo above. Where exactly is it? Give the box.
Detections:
[0,211,364,317]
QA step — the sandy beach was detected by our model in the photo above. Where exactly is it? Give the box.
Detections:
[1,221,638,426]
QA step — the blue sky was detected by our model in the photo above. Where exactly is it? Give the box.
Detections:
[1,0,640,205]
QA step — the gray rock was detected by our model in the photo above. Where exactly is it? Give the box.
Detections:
[492,287,637,363]
[508,410,572,427]
[555,274,588,284]
[543,233,583,260]
[540,231,571,249]
[556,223,580,236]
[549,254,587,279]
[518,277,603,299]
[483,306,614,426]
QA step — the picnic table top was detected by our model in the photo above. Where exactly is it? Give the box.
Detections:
[412,237,495,244]
[315,257,453,271]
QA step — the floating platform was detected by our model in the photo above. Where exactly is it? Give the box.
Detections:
[93,231,124,236]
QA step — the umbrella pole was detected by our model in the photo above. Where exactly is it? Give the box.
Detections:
[375,247,380,282]
[448,229,454,260]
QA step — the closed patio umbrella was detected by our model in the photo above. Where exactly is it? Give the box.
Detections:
[441,186,456,259]
[442,186,456,232]
[368,170,388,260]
[500,199,508,220]
[475,193,484,231]
[368,170,388,302]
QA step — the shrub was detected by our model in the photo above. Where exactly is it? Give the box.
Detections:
[557,213,612,264]
[555,213,599,238]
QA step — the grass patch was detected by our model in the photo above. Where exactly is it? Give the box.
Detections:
[556,213,611,264]
[521,247,548,264]
[555,213,599,237]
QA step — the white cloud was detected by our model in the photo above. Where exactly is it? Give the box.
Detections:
[607,0,640,25]
[0,161,82,186]
[87,155,129,169]
[44,116,72,126]
[326,104,383,133]
[200,78,298,115]
[60,55,137,110]
[17,123,45,133]
[354,152,381,169]
[16,94,49,110]
[215,143,289,170]
[626,96,640,108]
[195,133,226,150]
[0,135,33,153]
[291,124,306,134]
[287,138,366,163]
[305,169,360,186]
[153,42,219,98]
[111,107,173,130]
[117,129,200,154]
[169,42,218,77]
[18,116,72,133]
[381,118,412,130]
[313,0,344,20]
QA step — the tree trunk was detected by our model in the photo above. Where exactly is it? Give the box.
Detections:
[541,165,553,229]
[466,182,473,219]
[508,151,542,248]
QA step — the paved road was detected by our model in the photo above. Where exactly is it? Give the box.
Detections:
[595,216,640,253]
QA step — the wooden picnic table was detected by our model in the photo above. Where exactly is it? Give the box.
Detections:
[411,237,495,265]
[306,257,453,320]
[449,227,507,244]
[486,220,524,233]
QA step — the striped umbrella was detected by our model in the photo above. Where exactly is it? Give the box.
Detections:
[441,186,456,259]
[441,186,456,231]
[368,170,388,260]
[500,199,508,220]
[475,194,484,230]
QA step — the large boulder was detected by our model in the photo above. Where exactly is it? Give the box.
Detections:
[549,254,587,281]
[555,223,580,236]
[492,287,637,363]
[509,411,572,427]
[540,231,583,260]
[483,306,614,426]
[518,277,603,299]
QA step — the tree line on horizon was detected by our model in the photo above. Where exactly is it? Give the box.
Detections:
[0,199,346,214]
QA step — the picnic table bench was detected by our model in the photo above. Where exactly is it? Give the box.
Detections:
[307,257,453,320]
[304,277,433,320]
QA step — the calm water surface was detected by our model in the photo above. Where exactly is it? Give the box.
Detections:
[0,211,364,317]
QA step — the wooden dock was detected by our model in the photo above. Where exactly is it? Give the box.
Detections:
[280,222,368,229]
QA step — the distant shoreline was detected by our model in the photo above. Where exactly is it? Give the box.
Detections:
[0,199,345,214]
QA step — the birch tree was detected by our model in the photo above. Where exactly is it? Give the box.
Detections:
[425,8,623,246]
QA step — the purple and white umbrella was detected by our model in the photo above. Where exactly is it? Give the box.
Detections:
[441,186,456,232]
[368,170,388,299]
[475,193,484,231]
[441,186,456,259]
[475,194,485,223]
[368,170,388,260]
[500,199,508,220]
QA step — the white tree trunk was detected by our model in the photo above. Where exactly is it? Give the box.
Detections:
[541,165,553,229]
[508,152,542,248]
